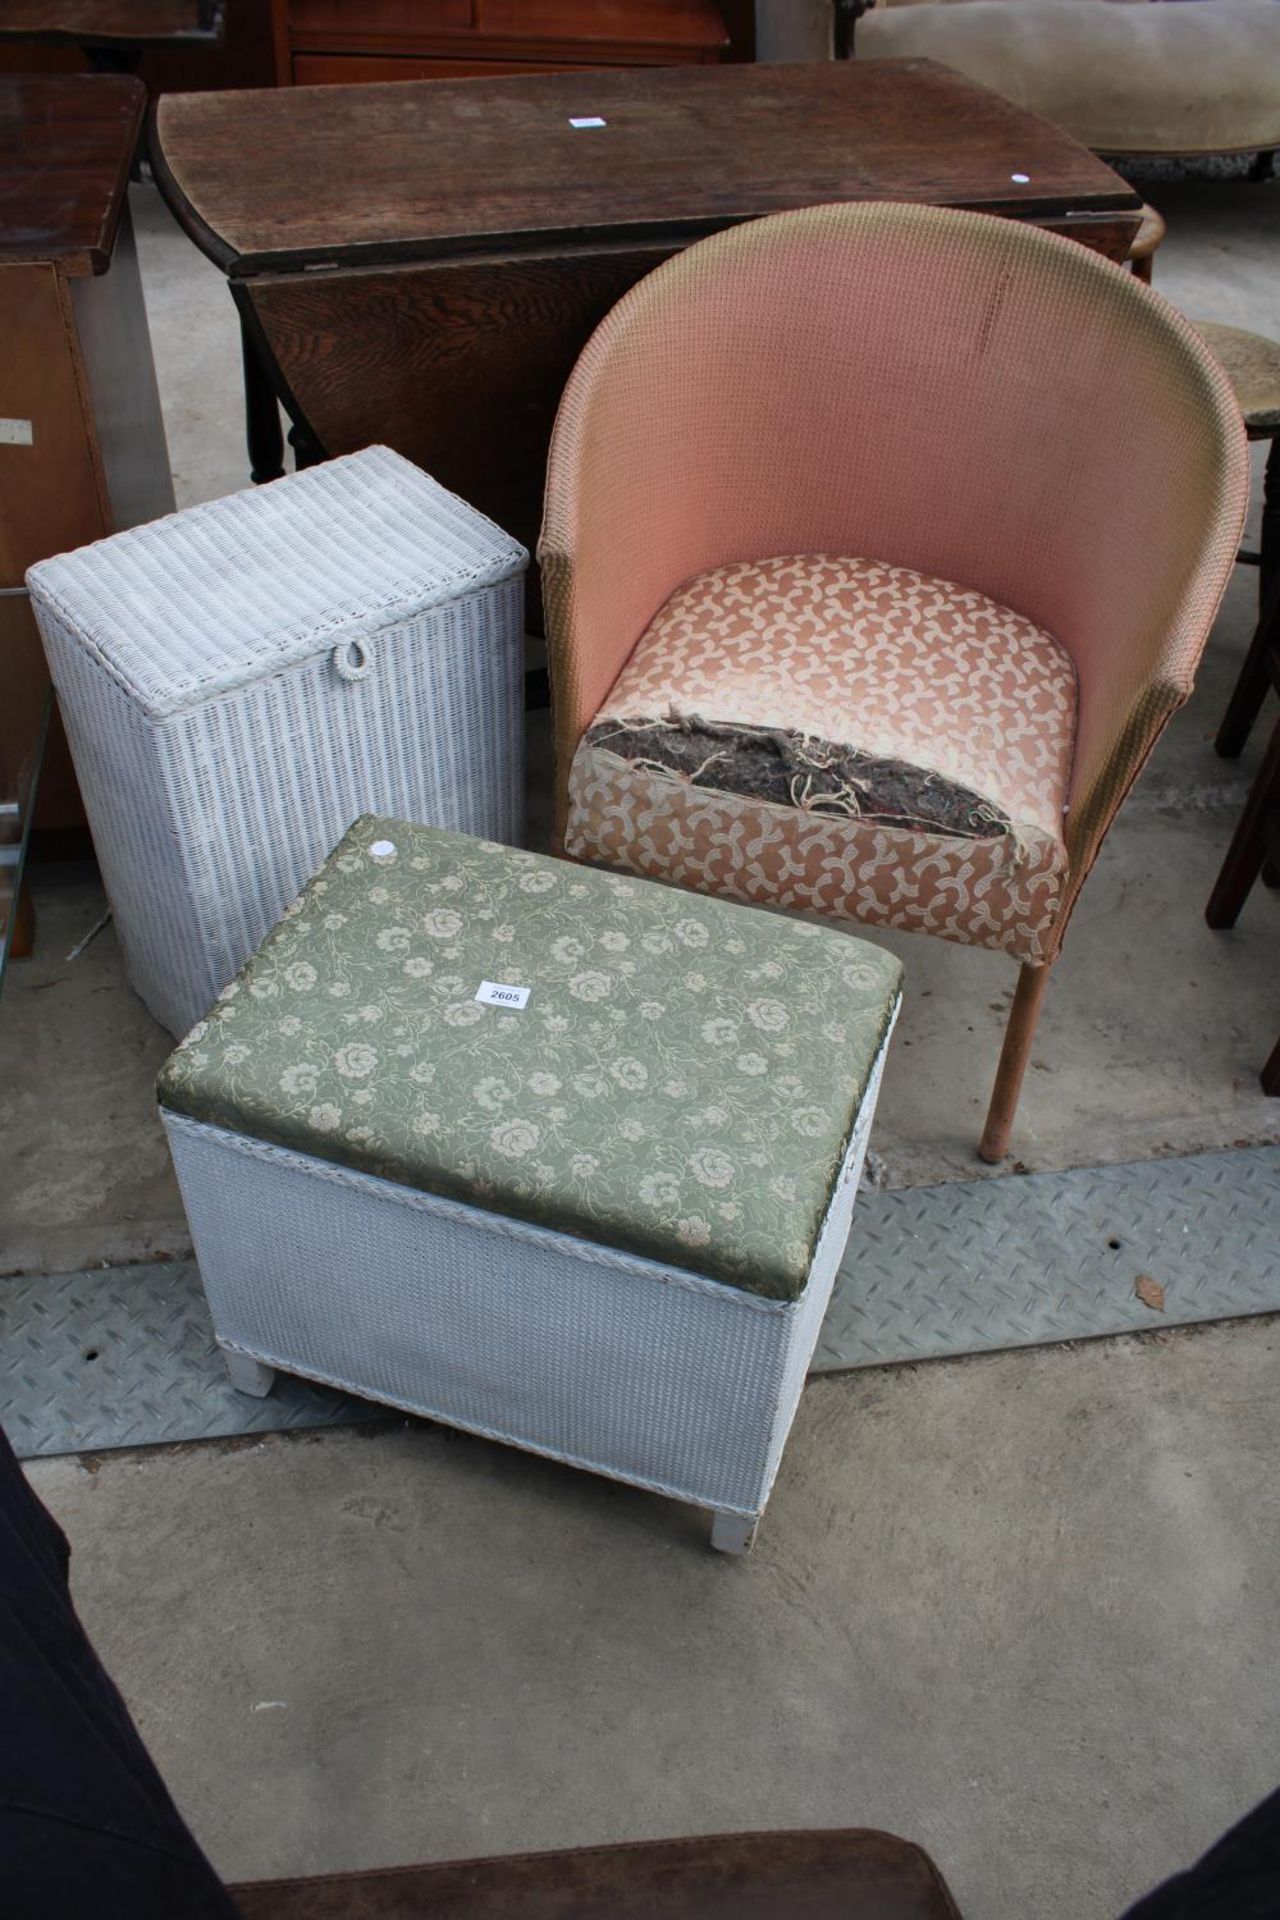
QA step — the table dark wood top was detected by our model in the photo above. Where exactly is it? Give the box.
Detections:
[153,58,1142,279]
[0,1,218,48]
[0,74,144,274]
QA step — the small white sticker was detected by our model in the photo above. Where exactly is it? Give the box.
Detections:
[569,116,606,129]
[1010,172,1031,184]
[476,979,531,1010]
[0,419,33,446]
[368,839,397,861]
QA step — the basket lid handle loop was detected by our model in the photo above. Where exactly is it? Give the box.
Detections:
[332,637,374,683]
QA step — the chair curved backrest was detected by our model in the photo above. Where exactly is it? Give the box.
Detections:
[540,200,1247,939]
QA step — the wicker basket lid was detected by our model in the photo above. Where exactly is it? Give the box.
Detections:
[26,446,527,721]
[157,816,903,1301]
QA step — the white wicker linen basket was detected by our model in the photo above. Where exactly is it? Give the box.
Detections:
[27,447,527,1037]
[157,817,903,1553]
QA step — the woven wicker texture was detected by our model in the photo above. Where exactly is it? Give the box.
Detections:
[158,815,903,1300]
[28,445,526,719]
[30,449,528,1037]
[540,201,1248,962]
[163,1025,891,1525]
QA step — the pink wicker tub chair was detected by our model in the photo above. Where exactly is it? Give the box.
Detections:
[539,202,1248,1161]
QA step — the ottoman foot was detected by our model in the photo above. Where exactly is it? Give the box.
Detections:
[710,1511,758,1556]
[221,1345,276,1399]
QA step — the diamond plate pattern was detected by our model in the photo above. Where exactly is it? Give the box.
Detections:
[0,1260,395,1459]
[815,1147,1280,1371]
[2,1149,1277,1458]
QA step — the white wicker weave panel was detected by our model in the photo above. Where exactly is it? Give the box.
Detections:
[756,1029,890,1500]
[162,1019,893,1525]
[27,447,527,719]
[32,472,527,1037]
[166,1113,790,1517]
[41,628,218,1037]
[158,578,526,1003]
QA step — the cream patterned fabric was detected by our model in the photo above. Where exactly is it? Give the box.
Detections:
[566,554,1079,963]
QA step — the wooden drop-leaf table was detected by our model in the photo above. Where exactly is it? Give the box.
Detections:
[152,59,1143,609]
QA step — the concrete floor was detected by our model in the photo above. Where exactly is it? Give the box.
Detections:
[4,173,1280,1918]
[28,1319,1280,1919]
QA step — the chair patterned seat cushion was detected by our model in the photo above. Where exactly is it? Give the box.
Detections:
[566,554,1078,964]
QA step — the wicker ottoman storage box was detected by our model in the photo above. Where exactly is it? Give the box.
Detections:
[27,447,527,1037]
[157,817,902,1551]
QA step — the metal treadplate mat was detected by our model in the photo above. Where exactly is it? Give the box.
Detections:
[814,1146,1280,1373]
[0,1260,397,1460]
[1,1148,1277,1458]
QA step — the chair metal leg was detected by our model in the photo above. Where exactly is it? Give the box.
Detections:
[710,1511,758,1556]
[221,1344,276,1398]
[979,959,1053,1164]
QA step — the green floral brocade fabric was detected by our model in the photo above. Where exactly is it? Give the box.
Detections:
[158,818,902,1301]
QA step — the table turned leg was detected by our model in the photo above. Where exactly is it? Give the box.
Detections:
[240,314,286,486]
[287,418,327,472]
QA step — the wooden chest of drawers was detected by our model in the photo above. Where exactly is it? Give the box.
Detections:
[271,0,733,85]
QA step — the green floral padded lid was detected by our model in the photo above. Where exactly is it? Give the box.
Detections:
[158,818,902,1301]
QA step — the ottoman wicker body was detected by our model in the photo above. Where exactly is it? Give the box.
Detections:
[158,818,902,1551]
[27,447,527,1037]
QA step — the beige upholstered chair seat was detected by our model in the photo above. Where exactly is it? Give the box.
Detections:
[858,0,1280,157]
[567,554,1077,963]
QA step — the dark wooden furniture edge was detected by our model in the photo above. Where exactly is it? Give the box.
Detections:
[1,2,225,50]
[4,73,146,275]
[153,189,1140,288]
[230,1827,965,1919]
[225,198,1138,279]
[147,94,239,272]
[161,200,1141,281]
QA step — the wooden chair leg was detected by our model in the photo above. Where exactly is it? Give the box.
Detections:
[1217,447,1279,758]
[1205,710,1280,928]
[1263,1033,1280,1097]
[1216,607,1275,758]
[978,959,1053,1164]
[9,879,36,960]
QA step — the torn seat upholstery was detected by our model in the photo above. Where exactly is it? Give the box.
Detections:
[566,554,1077,963]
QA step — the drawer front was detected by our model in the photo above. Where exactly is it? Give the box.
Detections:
[293,53,595,82]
